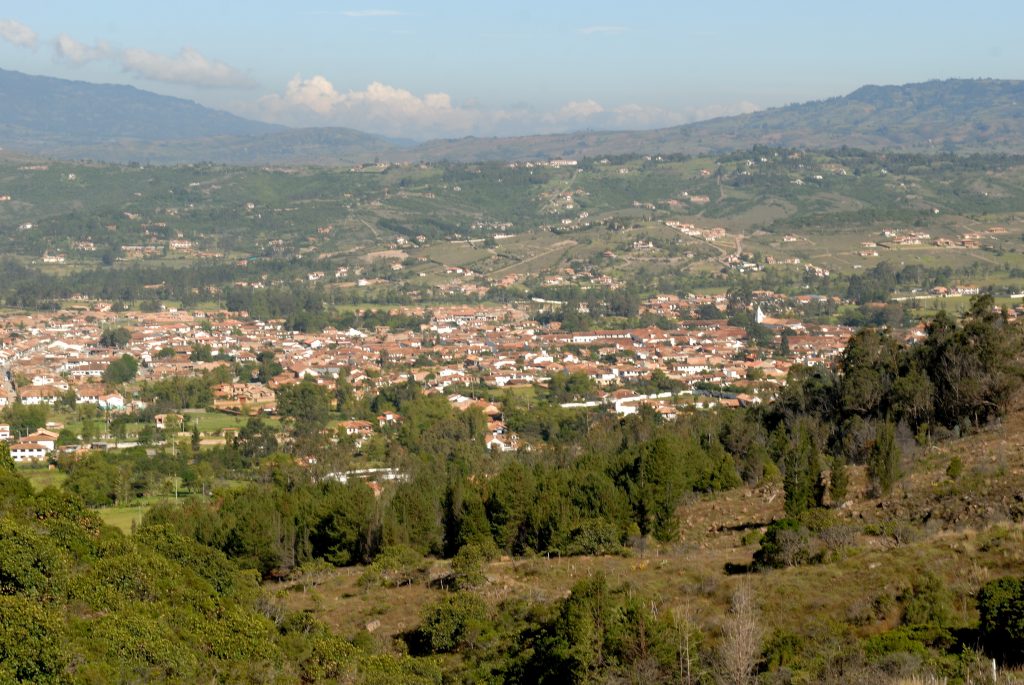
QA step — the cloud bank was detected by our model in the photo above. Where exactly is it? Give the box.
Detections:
[54,33,253,88]
[0,19,36,48]
[259,74,760,139]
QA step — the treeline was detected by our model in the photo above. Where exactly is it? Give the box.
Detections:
[141,388,742,580]
[739,295,1024,577]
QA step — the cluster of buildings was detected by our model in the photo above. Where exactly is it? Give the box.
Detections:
[0,292,870,463]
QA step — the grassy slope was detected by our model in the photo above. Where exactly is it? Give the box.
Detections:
[274,408,1024,677]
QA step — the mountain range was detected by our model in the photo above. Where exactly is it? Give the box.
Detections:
[2,68,1023,165]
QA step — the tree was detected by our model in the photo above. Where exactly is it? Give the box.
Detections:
[412,592,489,655]
[1,403,48,438]
[838,328,900,418]
[449,543,487,590]
[867,421,900,497]
[921,295,1024,428]
[189,343,214,362]
[623,436,688,542]
[233,417,279,464]
[381,479,444,556]
[311,482,376,566]
[98,326,132,348]
[276,380,331,435]
[0,442,14,472]
[828,454,849,505]
[977,575,1024,665]
[335,375,356,413]
[719,584,763,685]
[782,427,821,517]
[103,354,138,384]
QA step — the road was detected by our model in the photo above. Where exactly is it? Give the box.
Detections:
[489,239,578,277]
[0,363,15,401]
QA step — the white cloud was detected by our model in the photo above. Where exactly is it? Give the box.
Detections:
[120,47,253,87]
[54,33,110,64]
[260,76,475,136]
[552,100,605,119]
[342,9,403,17]
[0,19,37,48]
[578,25,628,36]
[54,33,252,88]
[257,74,763,139]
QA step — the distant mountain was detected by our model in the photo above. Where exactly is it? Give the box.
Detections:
[2,69,1024,165]
[0,68,402,164]
[0,68,278,141]
[414,79,1024,161]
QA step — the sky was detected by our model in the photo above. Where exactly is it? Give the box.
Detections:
[2,1,1023,140]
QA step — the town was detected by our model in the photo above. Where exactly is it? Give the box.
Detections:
[1,289,932,462]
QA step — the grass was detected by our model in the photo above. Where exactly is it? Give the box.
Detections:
[185,410,270,434]
[97,505,152,533]
[18,466,68,491]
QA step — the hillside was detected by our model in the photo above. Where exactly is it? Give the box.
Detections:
[0,69,401,164]
[0,68,279,144]
[4,70,1024,164]
[274,406,1024,683]
[416,79,1024,161]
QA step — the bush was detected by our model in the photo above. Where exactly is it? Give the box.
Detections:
[753,518,812,569]
[946,455,964,481]
[977,575,1024,665]
[357,545,428,589]
[410,592,489,654]
[450,543,488,591]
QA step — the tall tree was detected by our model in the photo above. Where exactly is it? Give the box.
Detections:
[867,421,900,497]
[276,379,331,436]
[783,427,822,517]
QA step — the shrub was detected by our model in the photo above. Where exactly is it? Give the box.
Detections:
[977,575,1024,665]
[753,518,812,569]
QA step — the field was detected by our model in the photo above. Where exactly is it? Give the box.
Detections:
[6,151,1024,301]
[97,504,153,533]
[17,466,67,490]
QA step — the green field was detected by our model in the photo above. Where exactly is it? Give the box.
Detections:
[19,467,68,491]
[96,505,152,533]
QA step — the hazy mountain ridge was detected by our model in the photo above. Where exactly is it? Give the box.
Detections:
[414,78,1024,161]
[2,69,1024,164]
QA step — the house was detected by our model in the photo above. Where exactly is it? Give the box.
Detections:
[213,383,277,414]
[155,413,184,431]
[0,424,10,440]
[377,412,401,428]
[24,429,58,451]
[485,432,520,452]
[18,384,62,406]
[98,392,125,411]
[340,420,374,438]
[10,442,48,462]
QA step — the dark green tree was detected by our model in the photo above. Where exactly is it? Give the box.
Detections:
[867,421,900,497]
[0,442,13,472]
[783,428,822,517]
[977,575,1024,665]
[233,417,279,464]
[102,354,138,384]
[828,454,849,505]
[99,326,132,348]
[276,379,331,435]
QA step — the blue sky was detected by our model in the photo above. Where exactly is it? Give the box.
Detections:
[2,1,1022,139]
